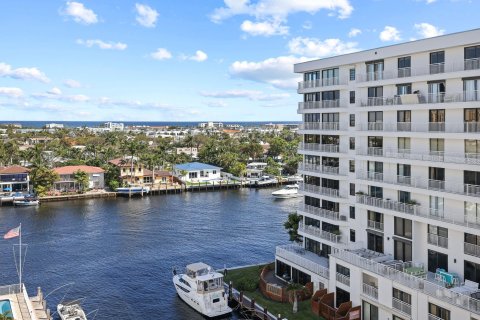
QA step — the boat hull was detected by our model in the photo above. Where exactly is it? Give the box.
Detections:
[272,193,302,199]
[13,200,39,206]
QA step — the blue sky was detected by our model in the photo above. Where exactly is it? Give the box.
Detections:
[0,0,479,122]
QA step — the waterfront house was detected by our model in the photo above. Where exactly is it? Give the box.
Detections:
[143,169,175,186]
[246,162,267,179]
[0,165,30,193]
[53,165,105,191]
[174,162,221,183]
[109,156,145,185]
[176,147,198,159]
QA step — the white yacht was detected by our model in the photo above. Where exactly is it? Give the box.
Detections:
[116,186,150,195]
[173,262,232,318]
[272,184,301,199]
[57,302,87,320]
[254,175,278,186]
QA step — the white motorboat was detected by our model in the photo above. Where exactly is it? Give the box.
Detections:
[272,184,301,199]
[173,262,232,318]
[13,195,39,206]
[57,302,87,320]
[116,186,150,195]
[254,175,278,186]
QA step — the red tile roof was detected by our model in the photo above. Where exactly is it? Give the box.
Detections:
[143,169,172,177]
[109,157,140,167]
[0,165,30,174]
[53,165,105,175]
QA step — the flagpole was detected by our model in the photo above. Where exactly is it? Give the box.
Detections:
[19,223,22,292]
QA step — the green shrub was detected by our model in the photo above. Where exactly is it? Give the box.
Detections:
[236,278,258,292]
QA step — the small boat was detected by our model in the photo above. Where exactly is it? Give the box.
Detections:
[116,186,150,195]
[173,262,232,318]
[254,175,278,186]
[57,302,87,320]
[272,184,301,199]
[13,195,39,206]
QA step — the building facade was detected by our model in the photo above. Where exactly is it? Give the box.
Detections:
[53,165,105,191]
[275,29,480,320]
[174,162,222,183]
[0,166,30,193]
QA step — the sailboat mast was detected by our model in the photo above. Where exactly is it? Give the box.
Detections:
[19,223,22,292]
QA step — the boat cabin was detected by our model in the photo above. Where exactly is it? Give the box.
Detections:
[185,262,224,293]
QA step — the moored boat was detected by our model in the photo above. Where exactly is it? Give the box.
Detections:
[173,262,232,318]
[13,195,39,206]
[57,302,87,320]
[272,184,301,199]
[116,186,150,195]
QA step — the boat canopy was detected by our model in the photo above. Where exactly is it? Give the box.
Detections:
[186,262,211,277]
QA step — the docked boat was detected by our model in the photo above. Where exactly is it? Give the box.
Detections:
[13,195,39,206]
[272,184,301,199]
[254,175,278,186]
[57,302,87,320]
[116,186,150,195]
[173,262,232,318]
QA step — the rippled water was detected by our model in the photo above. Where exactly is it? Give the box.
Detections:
[0,188,300,320]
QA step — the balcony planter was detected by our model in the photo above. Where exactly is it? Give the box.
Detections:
[406,200,419,205]
[355,191,365,195]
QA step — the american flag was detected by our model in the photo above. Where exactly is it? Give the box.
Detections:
[4,226,20,239]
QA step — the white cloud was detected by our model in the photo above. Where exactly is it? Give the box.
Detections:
[240,19,289,36]
[229,56,307,89]
[200,90,290,101]
[379,26,401,42]
[64,79,82,88]
[414,23,445,38]
[31,90,89,103]
[211,0,354,22]
[0,87,23,98]
[48,87,62,95]
[0,62,50,83]
[288,37,359,58]
[205,100,228,108]
[150,48,172,60]
[76,39,127,50]
[62,1,98,25]
[348,28,361,37]
[302,21,312,30]
[135,3,159,28]
[182,50,208,62]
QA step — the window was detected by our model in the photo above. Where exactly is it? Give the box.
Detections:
[398,137,410,152]
[322,113,340,123]
[336,287,350,308]
[363,300,379,320]
[367,210,383,230]
[349,91,355,104]
[350,229,356,242]
[304,71,320,81]
[397,110,411,123]
[429,303,450,320]
[429,167,445,182]
[430,51,445,74]
[367,161,383,174]
[398,56,411,77]
[396,83,412,95]
[349,137,355,150]
[398,191,411,204]
[349,68,356,81]
[349,114,355,127]
[394,217,412,239]
[369,186,383,198]
[368,136,383,148]
[465,140,480,155]
[213,170,217,174]
[465,202,480,224]
[394,239,412,262]
[350,183,355,196]
[367,232,384,253]
[349,206,355,219]
[366,60,384,81]
[336,264,350,277]
[429,109,445,131]
[188,172,198,179]
[428,225,448,248]
[322,68,339,86]
[322,178,339,190]
[397,164,411,178]
[393,316,405,320]
[465,45,480,70]
[465,171,480,187]
[393,288,411,305]
[465,260,480,284]
[430,196,444,216]
[428,81,446,103]
[430,138,445,153]
[464,79,480,102]
[304,92,319,102]
[349,160,355,173]
[367,86,383,106]
[428,250,448,273]
[368,111,383,123]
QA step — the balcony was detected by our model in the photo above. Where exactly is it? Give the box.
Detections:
[428,314,446,320]
[362,283,378,299]
[359,121,480,134]
[357,59,480,83]
[367,220,384,231]
[464,242,480,258]
[297,204,346,222]
[392,297,411,316]
[332,249,480,316]
[427,233,448,249]
[299,183,342,198]
[298,143,341,154]
[298,100,340,112]
[298,77,341,91]
[297,163,344,176]
[360,91,480,108]
[299,122,342,131]
[336,272,350,286]
[356,148,480,165]
[275,244,330,279]
[299,222,342,244]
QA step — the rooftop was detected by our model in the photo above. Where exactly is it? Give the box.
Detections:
[174,162,221,171]
[0,166,30,175]
[53,165,104,175]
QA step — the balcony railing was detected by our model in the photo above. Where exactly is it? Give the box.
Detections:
[427,233,448,249]
[332,249,480,316]
[299,122,342,131]
[367,220,384,231]
[336,272,350,286]
[299,183,342,198]
[297,100,340,110]
[356,148,480,165]
[362,283,378,299]
[298,143,341,154]
[298,77,341,90]
[359,121,480,133]
[275,244,330,279]
[297,163,344,176]
[428,314,446,320]
[298,204,346,222]
[299,222,342,244]
[464,242,480,258]
[360,91,480,107]
[392,297,411,316]
[357,59,480,82]
[0,284,22,295]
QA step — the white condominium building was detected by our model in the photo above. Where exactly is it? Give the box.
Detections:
[275,29,480,320]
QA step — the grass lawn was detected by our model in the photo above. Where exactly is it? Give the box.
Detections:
[224,264,322,320]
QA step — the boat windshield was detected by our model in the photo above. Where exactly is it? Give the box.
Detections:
[197,276,223,293]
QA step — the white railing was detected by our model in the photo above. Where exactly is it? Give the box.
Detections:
[356,148,480,165]
[367,220,384,231]
[464,242,480,258]
[275,244,330,279]
[297,163,344,176]
[336,272,350,286]
[356,171,383,182]
[357,59,480,82]
[362,283,378,299]
[0,283,22,295]
[427,233,449,249]
[367,122,384,131]
[298,77,342,90]
[298,143,341,154]
[428,314,445,320]
[298,100,340,110]
[299,122,342,131]
[359,121,480,133]
[361,91,480,107]
[392,297,411,316]
[299,222,342,244]
[299,183,342,198]
[332,249,480,316]
[298,204,345,222]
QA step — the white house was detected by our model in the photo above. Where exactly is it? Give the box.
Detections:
[53,165,105,191]
[246,162,267,179]
[174,162,222,183]
[176,147,198,159]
